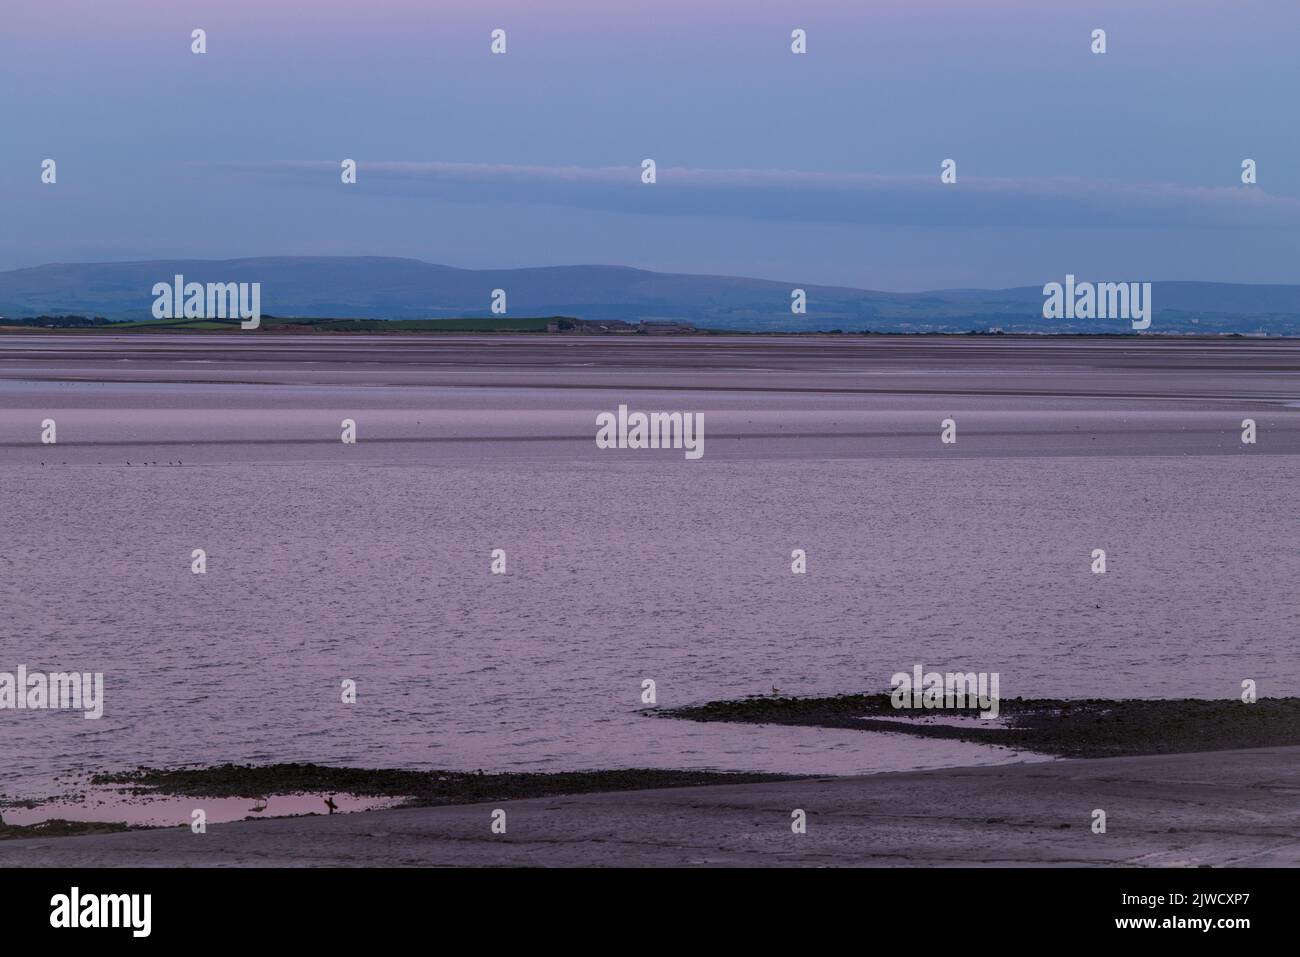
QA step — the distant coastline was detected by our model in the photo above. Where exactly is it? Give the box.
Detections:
[1,314,1292,338]
[5,257,1300,334]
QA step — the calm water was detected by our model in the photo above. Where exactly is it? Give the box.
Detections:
[1,337,1297,799]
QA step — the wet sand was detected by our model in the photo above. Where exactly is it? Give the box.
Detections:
[4,334,1300,394]
[2,746,1296,867]
[2,333,1299,465]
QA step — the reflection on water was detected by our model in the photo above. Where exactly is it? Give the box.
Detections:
[3,449,1294,799]
[3,785,402,827]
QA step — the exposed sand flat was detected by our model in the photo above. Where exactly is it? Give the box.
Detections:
[4,747,1297,867]
[2,335,1298,464]
[3,334,1300,399]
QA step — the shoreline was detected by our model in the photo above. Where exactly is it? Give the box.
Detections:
[0,767,802,836]
[6,694,1296,838]
[6,326,1295,339]
[2,746,1296,867]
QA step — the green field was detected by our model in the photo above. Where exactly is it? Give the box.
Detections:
[92,315,561,333]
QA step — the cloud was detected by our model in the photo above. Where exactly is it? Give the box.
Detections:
[203,159,1300,230]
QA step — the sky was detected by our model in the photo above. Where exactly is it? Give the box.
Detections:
[1,0,1298,290]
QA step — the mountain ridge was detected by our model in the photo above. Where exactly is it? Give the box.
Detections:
[4,257,1299,334]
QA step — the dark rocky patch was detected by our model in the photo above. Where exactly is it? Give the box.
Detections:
[662,694,1300,758]
[0,819,138,841]
[91,765,799,806]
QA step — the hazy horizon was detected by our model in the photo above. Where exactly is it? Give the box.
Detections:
[2,0,1298,289]
[9,254,1300,296]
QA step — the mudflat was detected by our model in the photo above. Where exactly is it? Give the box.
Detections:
[3,746,1296,867]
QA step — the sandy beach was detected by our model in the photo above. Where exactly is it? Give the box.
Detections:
[3,746,1296,867]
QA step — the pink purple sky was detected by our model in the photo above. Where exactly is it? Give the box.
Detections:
[1,0,1297,289]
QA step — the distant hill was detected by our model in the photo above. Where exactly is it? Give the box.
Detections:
[2,257,1298,334]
